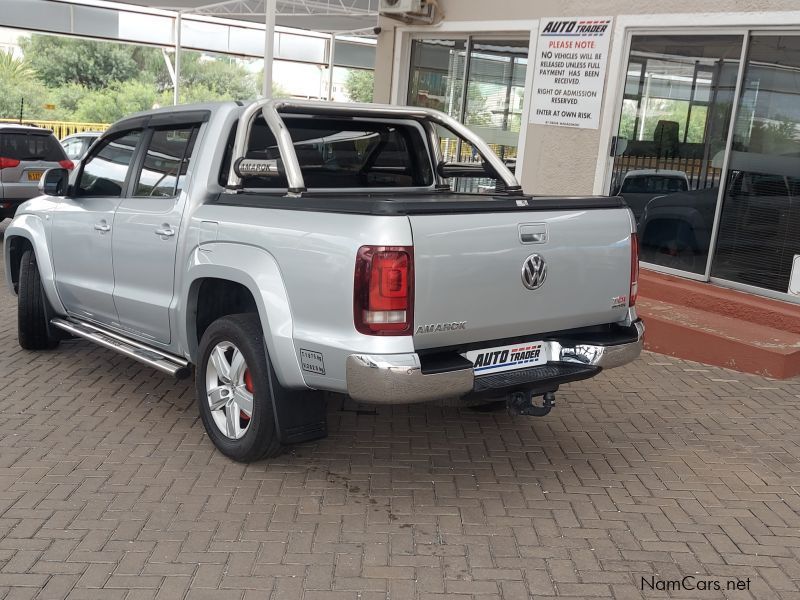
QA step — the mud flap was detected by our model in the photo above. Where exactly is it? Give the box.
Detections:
[266,358,328,444]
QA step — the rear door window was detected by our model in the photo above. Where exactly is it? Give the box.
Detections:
[133,126,199,198]
[0,131,66,162]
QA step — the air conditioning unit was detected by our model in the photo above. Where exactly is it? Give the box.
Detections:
[380,0,424,14]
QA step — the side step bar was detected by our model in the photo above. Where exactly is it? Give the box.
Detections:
[50,318,192,379]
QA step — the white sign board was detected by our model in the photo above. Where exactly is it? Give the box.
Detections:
[530,17,613,129]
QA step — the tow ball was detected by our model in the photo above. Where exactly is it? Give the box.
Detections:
[507,390,555,417]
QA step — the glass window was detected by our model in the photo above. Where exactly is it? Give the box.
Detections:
[610,35,743,275]
[62,138,84,160]
[408,37,528,194]
[711,35,800,294]
[239,117,433,189]
[77,130,142,198]
[0,131,66,162]
[134,126,198,198]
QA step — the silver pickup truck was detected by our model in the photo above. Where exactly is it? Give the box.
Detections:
[4,99,643,462]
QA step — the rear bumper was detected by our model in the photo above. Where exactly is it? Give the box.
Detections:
[1,183,39,200]
[346,320,644,404]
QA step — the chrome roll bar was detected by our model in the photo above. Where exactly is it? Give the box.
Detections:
[226,99,522,194]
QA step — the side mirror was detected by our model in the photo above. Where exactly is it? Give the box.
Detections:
[38,168,69,196]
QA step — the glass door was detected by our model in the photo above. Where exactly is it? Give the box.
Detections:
[407,36,529,193]
[710,35,800,299]
[609,35,743,275]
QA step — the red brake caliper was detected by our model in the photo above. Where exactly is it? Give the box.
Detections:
[241,369,253,423]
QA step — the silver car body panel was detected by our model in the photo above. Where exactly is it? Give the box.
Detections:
[410,209,634,349]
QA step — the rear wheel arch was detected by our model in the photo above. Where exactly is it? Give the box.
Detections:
[188,277,260,357]
[182,246,305,389]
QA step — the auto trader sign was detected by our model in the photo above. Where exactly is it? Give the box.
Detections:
[531,18,613,129]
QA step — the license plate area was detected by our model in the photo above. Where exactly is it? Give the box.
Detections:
[464,342,547,376]
[27,171,43,181]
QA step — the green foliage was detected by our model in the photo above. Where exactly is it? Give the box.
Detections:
[619,99,709,144]
[0,49,34,80]
[48,83,91,120]
[0,73,51,120]
[344,69,374,103]
[72,80,159,123]
[0,48,51,121]
[19,35,143,90]
[179,52,258,100]
[1,35,270,123]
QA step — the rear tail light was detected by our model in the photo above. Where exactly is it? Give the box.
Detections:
[59,159,74,170]
[0,157,20,169]
[354,245,413,336]
[630,233,639,307]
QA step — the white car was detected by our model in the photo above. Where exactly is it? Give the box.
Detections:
[60,131,103,161]
[615,169,690,220]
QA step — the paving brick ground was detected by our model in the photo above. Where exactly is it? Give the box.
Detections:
[2,223,800,599]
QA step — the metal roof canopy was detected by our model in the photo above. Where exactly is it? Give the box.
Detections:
[113,0,379,31]
[109,0,379,101]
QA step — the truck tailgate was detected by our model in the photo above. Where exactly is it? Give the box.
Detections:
[411,206,634,349]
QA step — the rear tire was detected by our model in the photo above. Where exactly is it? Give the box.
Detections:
[17,249,59,350]
[196,313,281,462]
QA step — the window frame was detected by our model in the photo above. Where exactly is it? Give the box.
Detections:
[392,22,538,186]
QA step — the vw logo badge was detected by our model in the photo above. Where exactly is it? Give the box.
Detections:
[521,254,547,290]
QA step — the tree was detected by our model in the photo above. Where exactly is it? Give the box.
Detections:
[0,75,51,120]
[0,49,34,80]
[72,80,159,123]
[19,35,147,89]
[177,52,259,101]
[344,69,374,103]
[0,49,51,120]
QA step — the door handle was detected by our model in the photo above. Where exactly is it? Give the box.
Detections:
[519,223,547,244]
[155,226,175,238]
[94,222,111,232]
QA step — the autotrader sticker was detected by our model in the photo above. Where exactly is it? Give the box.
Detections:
[465,342,547,376]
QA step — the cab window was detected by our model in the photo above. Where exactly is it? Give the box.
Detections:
[133,126,199,198]
[77,130,143,197]
[232,116,434,189]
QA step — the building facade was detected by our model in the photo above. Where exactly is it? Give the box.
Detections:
[373,1,800,307]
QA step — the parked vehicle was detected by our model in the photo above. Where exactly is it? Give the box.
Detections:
[4,100,644,462]
[614,168,689,221]
[0,125,73,220]
[638,155,800,290]
[60,131,102,161]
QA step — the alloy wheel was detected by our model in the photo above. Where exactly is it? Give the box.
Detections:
[205,341,254,440]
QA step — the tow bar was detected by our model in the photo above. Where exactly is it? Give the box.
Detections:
[507,390,555,417]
